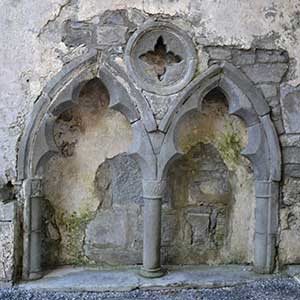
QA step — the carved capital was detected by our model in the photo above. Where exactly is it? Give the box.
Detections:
[142,180,166,199]
[31,178,43,198]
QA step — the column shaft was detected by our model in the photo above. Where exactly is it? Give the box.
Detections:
[143,198,161,271]
[140,180,166,278]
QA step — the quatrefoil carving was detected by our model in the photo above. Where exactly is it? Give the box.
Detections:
[139,36,183,81]
[125,21,197,95]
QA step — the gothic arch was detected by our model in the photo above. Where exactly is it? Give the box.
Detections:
[16,48,282,279]
[157,61,281,273]
[16,49,156,280]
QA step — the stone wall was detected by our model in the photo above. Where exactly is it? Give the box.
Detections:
[0,201,17,284]
[0,0,300,282]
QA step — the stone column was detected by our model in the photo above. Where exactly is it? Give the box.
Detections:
[140,180,166,278]
[23,177,43,280]
[254,180,278,274]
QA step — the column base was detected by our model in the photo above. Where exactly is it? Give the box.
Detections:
[27,271,43,281]
[139,267,166,278]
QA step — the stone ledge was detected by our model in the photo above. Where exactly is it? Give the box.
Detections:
[17,265,273,292]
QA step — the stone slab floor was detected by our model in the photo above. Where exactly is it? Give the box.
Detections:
[1,265,300,299]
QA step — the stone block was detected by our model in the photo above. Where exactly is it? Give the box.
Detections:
[161,211,177,246]
[232,50,255,65]
[84,205,142,265]
[242,63,288,84]
[280,134,300,148]
[99,9,132,26]
[279,229,300,265]
[282,178,300,206]
[283,147,300,165]
[110,154,142,204]
[95,25,128,47]
[85,208,128,250]
[256,50,289,63]
[284,164,300,178]
[85,248,142,265]
[0,201,15,221]
[207,47,232,60]
[0,222,15,281]
[186,211,210,245]
[63,20,93,47]
[259,84,278,98]
[280,87,300,134]
[279,205,300,264]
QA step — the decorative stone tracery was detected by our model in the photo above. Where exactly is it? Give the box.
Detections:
[17,19,281,280]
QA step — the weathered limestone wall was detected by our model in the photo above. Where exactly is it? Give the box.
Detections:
[0,0,300,281]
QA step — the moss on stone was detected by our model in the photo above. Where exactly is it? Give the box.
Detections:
[56,207,95,265]
[216,131,242,168]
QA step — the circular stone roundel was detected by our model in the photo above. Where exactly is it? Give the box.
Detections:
[125,21,197,95]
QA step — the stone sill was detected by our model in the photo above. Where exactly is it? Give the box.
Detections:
[15,265,275,292]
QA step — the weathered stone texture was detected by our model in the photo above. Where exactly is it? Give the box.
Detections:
[0,202,16,282]
[63,10,135,49]
[40,89,256,268]
[280,85,300,134]
[242,63,288,84]
[43,79,133,265]
[1,0,300,281]
[279,178,300,265]
[256,50,289,63]
[205,46,289,135]
[109,154,142,204]
[283,147,300,178]
[259,84,278,99]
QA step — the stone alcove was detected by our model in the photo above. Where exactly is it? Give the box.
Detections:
[154,61,281,277]
[16,50,155,279]
[41,78,139,267]
[16,20,282,280]
[162,88,255,265]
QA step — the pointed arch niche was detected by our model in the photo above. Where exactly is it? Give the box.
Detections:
[16,50,156,280]
[157,62,281,274]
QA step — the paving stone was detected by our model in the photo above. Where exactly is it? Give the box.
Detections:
[16,265,272,292]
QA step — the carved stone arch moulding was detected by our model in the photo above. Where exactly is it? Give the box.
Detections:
[16,49,157,280]
[157,61,281,274]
